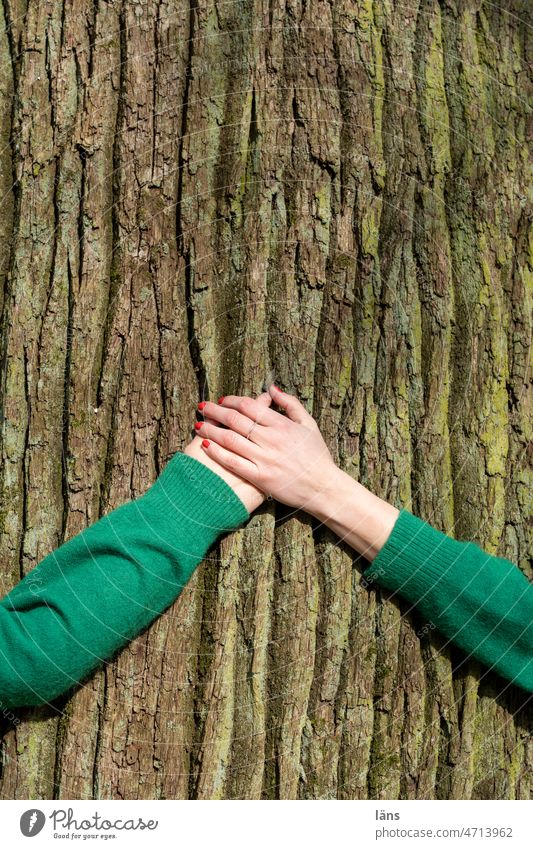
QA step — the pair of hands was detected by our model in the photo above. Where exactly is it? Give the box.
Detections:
[184,384,339,515]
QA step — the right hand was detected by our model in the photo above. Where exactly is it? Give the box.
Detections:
[196,384,341,513]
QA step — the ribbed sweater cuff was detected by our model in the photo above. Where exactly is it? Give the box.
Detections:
[138,451,250,560]
[362,507,460,600]
[361,507,533,695]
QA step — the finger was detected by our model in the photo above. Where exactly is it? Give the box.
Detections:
[198,394,274,446]
[199,397,280,434]
[212,391,271,423]
[200,438,260,485]
[255,391,273,408]
[216,391,272,409]
[191,412,218,440]
[267,384,313,425]
[196,420,263,461]
[214,395,282,427]
[193,413,221,439]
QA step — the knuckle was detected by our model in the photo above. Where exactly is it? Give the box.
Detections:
[237,397,254,416]
[227,410,241,430]
[225,430,241,451]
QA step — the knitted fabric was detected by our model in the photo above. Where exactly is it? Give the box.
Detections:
[363,508,533,694]
[1,455,531,708]
[0,452,249,708]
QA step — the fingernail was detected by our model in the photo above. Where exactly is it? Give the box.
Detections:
[194,421,202,430]
[217,396,225,404]
[272,384,281,391]
[202,439,210,448]
[198,401,206,410]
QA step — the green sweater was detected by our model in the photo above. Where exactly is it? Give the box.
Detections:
[0,451,531,708]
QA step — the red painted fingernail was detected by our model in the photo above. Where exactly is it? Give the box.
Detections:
[202,439,210,448]
[272,384,280,391]
[194,421,202,430]
[198,401,206,410]
[217,396,225,404]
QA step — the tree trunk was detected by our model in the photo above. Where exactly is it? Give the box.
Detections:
[0,0,531,800]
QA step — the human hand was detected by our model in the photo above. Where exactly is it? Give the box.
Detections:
[183,391,273,514]
[195,384,340,514]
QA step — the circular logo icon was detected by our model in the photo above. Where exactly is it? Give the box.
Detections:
[20,809,46,837]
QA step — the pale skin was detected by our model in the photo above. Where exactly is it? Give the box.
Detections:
[184,384,400,562]
[183,390,273,513]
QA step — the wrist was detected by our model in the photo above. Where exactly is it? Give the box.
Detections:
[183,437,264,513]
[308,466,400,561]
[141,449,250,549]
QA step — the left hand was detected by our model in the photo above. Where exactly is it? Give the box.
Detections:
[183,391,273,513]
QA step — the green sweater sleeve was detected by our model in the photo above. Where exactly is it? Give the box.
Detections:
[362,508,533,694]
[0,452,250,709]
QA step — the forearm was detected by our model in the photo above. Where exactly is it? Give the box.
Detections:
[310,468,533,693]
[197,384,533,694]
[307,467,400,561]
[0,452,249,708]
[363,508,533,693]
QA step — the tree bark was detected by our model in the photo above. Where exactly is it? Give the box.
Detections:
[0,0,531,800]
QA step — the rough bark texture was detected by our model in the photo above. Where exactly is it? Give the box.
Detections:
[0,0,531,800]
